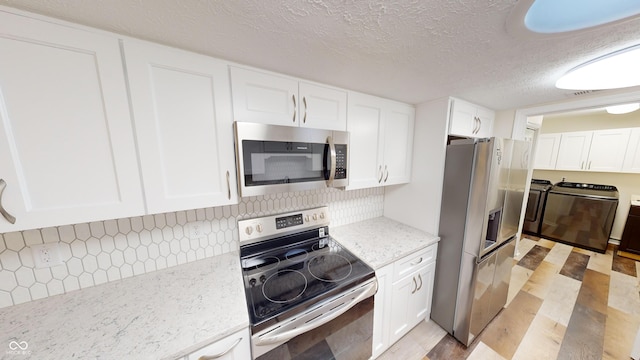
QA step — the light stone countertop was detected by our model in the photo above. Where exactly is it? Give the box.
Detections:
[631,194,640,207]
[0,251,249,360]
[330,217,440,270]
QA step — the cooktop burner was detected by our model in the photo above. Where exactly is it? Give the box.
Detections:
[241,231,374,325]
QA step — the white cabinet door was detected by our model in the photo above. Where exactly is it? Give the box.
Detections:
[408,261,436,327]
[230,67,347,130]
[623,128,640,173]
[389,271,414,345]
[555,131,593,171]
[230,67,298,127]
[123,40,237,214]
[372,264,393,359]
[449,98,494,138]
[382,101,415,186]
[0,11,144,232]
[185,328,251,360]
[299,82,347,131]
[533,133,561,170]
[449,99,476,137]
[587,128,631,172]
[347,92,385,190]
[346,92,414,190]
[474,106,495,138]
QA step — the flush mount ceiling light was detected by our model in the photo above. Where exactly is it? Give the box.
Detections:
[555,44,640,90]
[606,103,640,114]
[525,0,640,33]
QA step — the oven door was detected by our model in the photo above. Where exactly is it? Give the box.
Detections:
[234,122,348,197]
[252,278,376,360]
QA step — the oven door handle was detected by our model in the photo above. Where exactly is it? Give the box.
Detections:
[254,280,377,346]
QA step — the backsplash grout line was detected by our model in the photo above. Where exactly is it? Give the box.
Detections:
[0,187,384,309]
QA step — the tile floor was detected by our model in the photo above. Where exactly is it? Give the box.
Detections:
[378,235,640,360]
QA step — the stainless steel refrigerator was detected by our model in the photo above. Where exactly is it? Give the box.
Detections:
[431,137,529,346]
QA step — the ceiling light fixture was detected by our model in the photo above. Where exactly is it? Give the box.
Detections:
[606,103,640,114]
[525,0,640,33]
[555,44,640,90]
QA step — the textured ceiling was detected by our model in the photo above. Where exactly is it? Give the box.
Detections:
[2,0,640,110]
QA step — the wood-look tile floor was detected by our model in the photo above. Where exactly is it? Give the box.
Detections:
[378,235,640,360]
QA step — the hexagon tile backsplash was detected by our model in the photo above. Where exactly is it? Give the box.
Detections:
[0,187,384,309]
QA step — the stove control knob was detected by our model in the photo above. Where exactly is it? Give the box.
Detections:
[256,224,263,233]
[313,213,318,221]
[245,226,253,235]
[249,278,257,287]
[305,215,310,222]
[260,275,267,283]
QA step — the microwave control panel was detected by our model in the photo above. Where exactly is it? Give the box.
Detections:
[335,144,347,179]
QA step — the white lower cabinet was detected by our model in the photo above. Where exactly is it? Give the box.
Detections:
[183,328,251,360]
[372,243,437,358]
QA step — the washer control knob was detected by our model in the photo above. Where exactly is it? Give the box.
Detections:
[249,278,257,287]
[256,224,263,233]
[305,215,310,222]
[319,212,325,219]
[259,275,267,283]
[313,213,318,221]
[245,226,253,235]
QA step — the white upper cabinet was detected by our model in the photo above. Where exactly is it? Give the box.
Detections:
[533,133,561,170]
[448,98,494,138]
[230,67,347,131]
[586,128,631,172]
[346,92,414,190]
[383,101,415,185]
[623,128,640,173]
[554,129,631,172]
[123,40,238,214]
[555,131,593,171]
[0,10,144,232]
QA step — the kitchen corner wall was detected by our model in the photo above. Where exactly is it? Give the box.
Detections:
[0,187,384,309]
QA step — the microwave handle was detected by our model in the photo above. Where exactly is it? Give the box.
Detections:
[326,136,336,186]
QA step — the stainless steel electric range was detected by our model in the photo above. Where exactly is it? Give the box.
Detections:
[238,206,377,359]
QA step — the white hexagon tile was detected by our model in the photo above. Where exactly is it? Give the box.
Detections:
[0,187,384,309]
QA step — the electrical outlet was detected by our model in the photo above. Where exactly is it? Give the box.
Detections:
[187,221,207,240]
[31,243,63,268]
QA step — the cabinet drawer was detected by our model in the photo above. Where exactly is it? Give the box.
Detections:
[630,205,640,216]
[393,244,436,281]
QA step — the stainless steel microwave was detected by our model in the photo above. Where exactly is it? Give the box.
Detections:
[233,122,349,197]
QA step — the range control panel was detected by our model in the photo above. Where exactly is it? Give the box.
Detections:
[238,206,330,245]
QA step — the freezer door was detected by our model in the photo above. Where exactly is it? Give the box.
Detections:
[487,238,516,321]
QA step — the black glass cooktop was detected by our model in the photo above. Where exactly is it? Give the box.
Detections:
[240,227,374,326]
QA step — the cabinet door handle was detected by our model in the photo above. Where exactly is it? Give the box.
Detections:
[303,96,307,123]
[226,171,231,200]
[378,165,383,183]
[410,257,423,266]
[292,94,297,123]
[472,117,477,134]
[417,274,423,291]
[198,337,243,360]
[411,277,418,294]
[477,117,482,133]
[0,179,16,224]
[581,161,584,169]
[384,165,389,182]
[588,161,592,170]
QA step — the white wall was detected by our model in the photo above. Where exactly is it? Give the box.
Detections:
[383,97,449,235]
